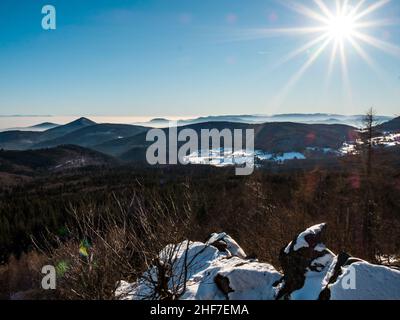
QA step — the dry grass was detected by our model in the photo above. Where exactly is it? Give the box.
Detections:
[33,190,194,300]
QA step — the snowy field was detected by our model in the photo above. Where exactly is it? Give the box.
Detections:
[183,149,306,167]
[340,133,400,155]
[182,132,400,169]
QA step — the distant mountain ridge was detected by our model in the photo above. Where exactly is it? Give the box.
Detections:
[3,122,59,133]
[33,123,149,149]
[39,117,96,140]
[377,116,400,132]
[0,145,117,174]
[0,117,96,150]
[0,115,397,165]
[136,113,394,128]
[30,122,59,129]
[149,118,170,123]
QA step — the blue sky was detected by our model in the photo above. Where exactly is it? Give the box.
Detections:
[0,0,399,117]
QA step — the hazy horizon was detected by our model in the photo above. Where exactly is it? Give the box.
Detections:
[0,112,396,131]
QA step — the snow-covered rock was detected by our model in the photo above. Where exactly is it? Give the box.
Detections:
[181,256,281,300]
[206,232,247,259]
[117,241,224,300]
[116,234,281,300]
[328,262,400,300]
[284,223,327,253]
[318,252,400,300]
[276,223,335,300]
[280,227,400,300]
[116,224,400,300]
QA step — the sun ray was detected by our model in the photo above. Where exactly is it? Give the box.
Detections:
[313,0,334,19]
[353,0,391,21]
[352,30,400,57]
[349,0,367,17]
[275,33,330,67]
[339,39,353,104]
[327,39,339,81]
[339,40,348,82]
[225,26,329,42]
[280,0,330,24]
[274,37,332,106]
[247,27,327,36]
[323,38,340,100]
[342,0,350,15]
[347,36,378,72]
[354,18,400,29]
[336,0,341,15]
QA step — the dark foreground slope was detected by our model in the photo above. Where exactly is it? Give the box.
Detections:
[377,116,400,133]
[0,145,117,175]
[32,123,149,149]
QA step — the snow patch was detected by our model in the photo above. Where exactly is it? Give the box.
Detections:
[340,133,400,155]
[328,262,400,300]
[285,223,326,253]
[183,149,306,168]
[206,232,247,259]
[181,257,281,300]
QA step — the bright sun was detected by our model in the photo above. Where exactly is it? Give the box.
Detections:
[246,0,400,104]
[327,14,356,40]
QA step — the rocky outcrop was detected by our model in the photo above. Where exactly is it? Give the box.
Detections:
[275,223,335,300]
[275,224,400,300]
[319,254,400,300]
[318,252,362,300]
[206,232,247,259]
[116,233,281,300]
[116,225,400,300]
